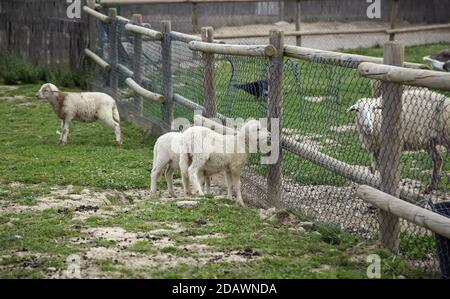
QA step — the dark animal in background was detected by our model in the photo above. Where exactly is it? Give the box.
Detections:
[423,49,450,72]
[233,80,269,99]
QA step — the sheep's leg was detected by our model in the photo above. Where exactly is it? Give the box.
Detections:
[231,168,245,207]
[102,116,122,146]
[370,152,378,175]
[225,170,233,200]
[188,155,209,196]
[59,120,70,145]
[179,153,192,196]
[189,166,205,196]
[150,160,165,196]
[165,162,176,197]
[426,143,443,193]
[58,120,64,141]
[114,123,122,146]
[204,173,211,195]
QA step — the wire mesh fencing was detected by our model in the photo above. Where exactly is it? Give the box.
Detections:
[85,7,450,278]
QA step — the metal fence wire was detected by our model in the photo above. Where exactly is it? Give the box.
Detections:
[86,11,450,278]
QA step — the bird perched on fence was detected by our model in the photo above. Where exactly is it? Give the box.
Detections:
[233,80,269,100]
[423,49,450,72]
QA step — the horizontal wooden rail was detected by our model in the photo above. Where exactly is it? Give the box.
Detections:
[84,49,111,70]
[125,23,163,40]
[387,23,450,34]
[215,28,387,39]
[171,31,224,44]
[284,45,429,69]
[359,62,450,90]
[171,31,202,43]
[189,41,276,57]
[357,185,450,239]
[281,137,419,203]
[173,94,227,120]
[117,63,134,77]
[125,78,165,103]
[116,15,130,23]
[83,6,110,23]
[193,114,237,135]
[101,0,284,4]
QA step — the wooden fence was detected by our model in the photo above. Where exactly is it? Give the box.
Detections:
[97,0,450,46]
[83,5,450,255]
[0,0,89,69]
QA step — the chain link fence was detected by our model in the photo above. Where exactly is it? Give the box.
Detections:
[85,5,450,278]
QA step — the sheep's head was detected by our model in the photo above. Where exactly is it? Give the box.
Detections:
[36,83,59,100]
[240,120,271,152]
[347,97,382,135]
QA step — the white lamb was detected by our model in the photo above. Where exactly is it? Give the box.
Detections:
[36,83,122,145]
[348,88,450,192]
[179,120,271,206]
[150,132,213,197]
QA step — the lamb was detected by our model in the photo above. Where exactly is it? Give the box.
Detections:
[150,131,213,197]
[36,83,122,145]
[179,120,271,206]
[348,88,450,192]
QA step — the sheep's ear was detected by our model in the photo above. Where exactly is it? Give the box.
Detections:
[347,105,358,112]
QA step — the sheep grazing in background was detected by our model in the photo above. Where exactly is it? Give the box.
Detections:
[423,49,450,72]
[36,83,122,145]
[348,89,450,193]
[150,132,213,197]
[179,120,270,206]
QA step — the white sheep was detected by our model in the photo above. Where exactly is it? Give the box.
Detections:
[348,88,450,192]
[150,131,213,197]
[36,83,122,145]
[179,120,270,206]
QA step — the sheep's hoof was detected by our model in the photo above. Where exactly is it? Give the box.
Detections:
[116,141,123,147]
[58,140,67,145]
[236,199,246,207]
[168,192,177,198]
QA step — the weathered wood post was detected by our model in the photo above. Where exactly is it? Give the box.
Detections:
[87,0,97,51]
[267,29,284,207]
[132,14,144,117]
[389,0,400,41]
[161,20,173,126]
[201,27,217,118]
[295,0,302,46]
[191,2,199,34]
[379,41,404,252]
[108,8,118,94]
[278,0,285,22]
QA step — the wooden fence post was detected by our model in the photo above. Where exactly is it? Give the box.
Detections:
[132,14,144,117]
[108,8,118,94]
[389,0,400,41]
[278,1,285,22]
[267,29,284,207]
[379,41,404,252]
[161,20,173,126]
[201,27,217,118]
[87,0,97,51]
[192,3,199,34]
[295,0,302,46]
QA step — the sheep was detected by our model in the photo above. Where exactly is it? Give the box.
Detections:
[348,88,450,193]
[179,120,271,206]
[35,83,122,145]
[150,131,213,197]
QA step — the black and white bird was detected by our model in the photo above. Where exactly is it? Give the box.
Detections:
[423,49,450,72]
[233,80,269,99]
